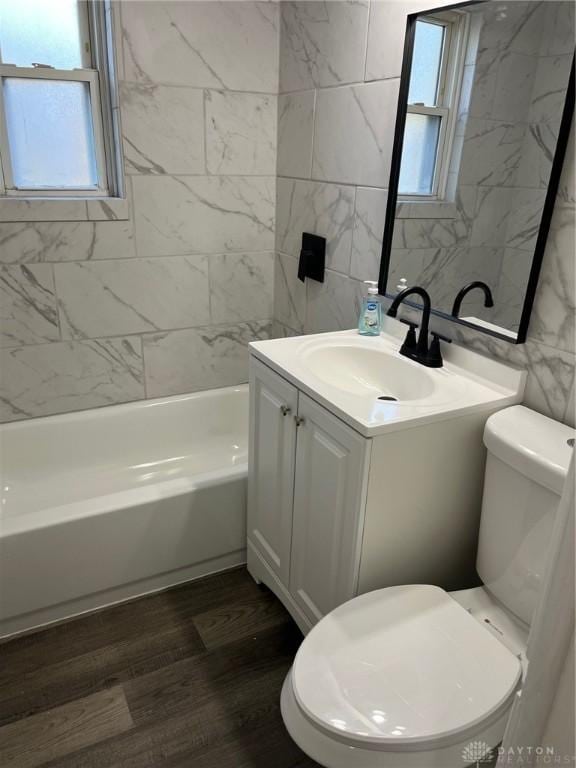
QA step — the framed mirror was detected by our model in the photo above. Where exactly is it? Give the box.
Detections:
[378,0,575,343]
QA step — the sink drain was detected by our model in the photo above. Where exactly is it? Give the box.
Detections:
[377,395,398,402]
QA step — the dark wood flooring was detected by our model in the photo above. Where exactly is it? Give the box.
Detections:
[0,568,320,768]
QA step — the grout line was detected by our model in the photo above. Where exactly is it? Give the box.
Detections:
[202,88,209,175]
[137,318,276,343]
[137,333,148,398]
[124,172,278,179]
[309,88,318,180]
[277,171,551,194]
[362,0,372,83]
[0,249,277,267]
[0,319,276,353]
[278,74,401,96]
[119,79,280,98]
[349,184,359,278]
[277,174,389,192]
[127,175,139,258]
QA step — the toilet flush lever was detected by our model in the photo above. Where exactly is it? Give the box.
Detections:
[280,405,292,416]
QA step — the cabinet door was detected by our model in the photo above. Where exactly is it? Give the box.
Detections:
[248,358,298,585]
[290,393,369,625]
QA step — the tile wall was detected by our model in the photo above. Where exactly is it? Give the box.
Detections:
[1,0,574,428]
[273,0,575,426]
[0,1,279,421]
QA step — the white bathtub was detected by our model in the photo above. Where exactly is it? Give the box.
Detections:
[0,385,248,639]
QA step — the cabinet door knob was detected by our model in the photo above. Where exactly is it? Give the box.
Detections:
[280,405,292,416]
[294,416,305,427]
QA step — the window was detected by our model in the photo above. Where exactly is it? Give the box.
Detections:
[0,0,121,197]
[399,13,467,199]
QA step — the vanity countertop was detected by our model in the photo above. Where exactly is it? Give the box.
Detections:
[249,324,526,437]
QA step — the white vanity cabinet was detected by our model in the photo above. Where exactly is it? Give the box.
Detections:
[247,358,298,587]
[247,340,522,635]
[289,392,369,625]
[248,357,370,631]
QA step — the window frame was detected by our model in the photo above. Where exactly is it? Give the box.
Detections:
[400,10,468,202]
[0,0,121,199]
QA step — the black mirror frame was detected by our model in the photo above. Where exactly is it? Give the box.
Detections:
[377,1,576,344]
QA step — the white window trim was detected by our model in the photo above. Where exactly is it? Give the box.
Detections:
[400,10,469,204]
[88,0,125,200]
[0,65,108,196]
[0,0,127,220]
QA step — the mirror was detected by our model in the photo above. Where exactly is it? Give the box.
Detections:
[379,0,575,343]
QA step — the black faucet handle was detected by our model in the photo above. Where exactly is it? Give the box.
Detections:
[399,318,418,328]
[426,332,451,368]
[399,323,418,357]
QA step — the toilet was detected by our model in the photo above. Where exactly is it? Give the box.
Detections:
[281,406,574,768]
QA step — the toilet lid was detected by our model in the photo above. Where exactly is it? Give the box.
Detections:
[292,585,522,750]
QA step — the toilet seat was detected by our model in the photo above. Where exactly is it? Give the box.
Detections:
[291,585,522,753]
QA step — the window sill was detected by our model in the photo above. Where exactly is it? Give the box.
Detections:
[0,196,129,223]
[396,200,458,220]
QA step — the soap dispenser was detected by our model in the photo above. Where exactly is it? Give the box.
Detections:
[358,281,382,336]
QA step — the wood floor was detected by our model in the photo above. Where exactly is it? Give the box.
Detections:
[0,568,320,768]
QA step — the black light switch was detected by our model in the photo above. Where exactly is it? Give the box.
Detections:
[298,232,326,283]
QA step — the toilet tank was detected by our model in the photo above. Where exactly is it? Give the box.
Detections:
[477,406,573,627]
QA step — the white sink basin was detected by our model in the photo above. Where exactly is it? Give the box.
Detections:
[249,329,526,437]
[299,343,435,400]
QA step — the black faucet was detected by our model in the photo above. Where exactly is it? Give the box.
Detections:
[387,286,450,368]
[451,281,494,318]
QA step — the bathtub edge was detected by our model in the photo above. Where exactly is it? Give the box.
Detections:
[0,550,246,642]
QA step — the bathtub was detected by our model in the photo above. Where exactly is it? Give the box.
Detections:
[0,385,248,639]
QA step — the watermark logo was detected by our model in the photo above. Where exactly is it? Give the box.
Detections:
[497,746,575,765]
[462,741,495,766]
[462,743,575,766]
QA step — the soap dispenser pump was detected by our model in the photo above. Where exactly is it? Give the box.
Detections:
[358,281,382,336]
[396,277,408,294]
[395,277,409,323]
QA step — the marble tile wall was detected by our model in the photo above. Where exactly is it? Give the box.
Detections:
[274,0,469,340]
[467,2,574,331]
[0,1,279,422]
[2,0,574,429]
[274,0,575,427]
